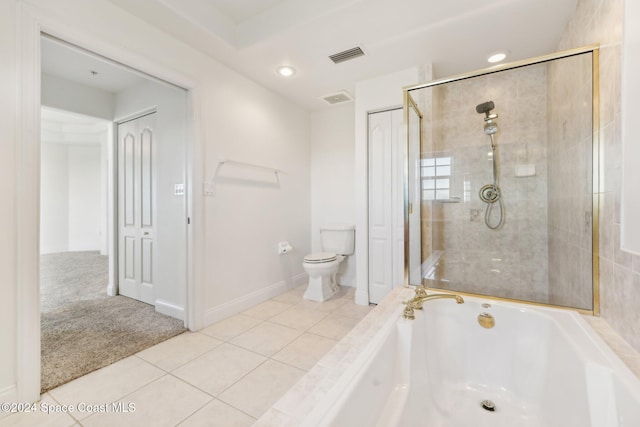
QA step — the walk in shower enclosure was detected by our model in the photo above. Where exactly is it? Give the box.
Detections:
[403,46,599,313]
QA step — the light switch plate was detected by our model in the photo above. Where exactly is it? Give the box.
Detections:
[203,182,215,196]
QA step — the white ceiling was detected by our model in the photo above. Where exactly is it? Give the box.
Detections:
[41,37,149,94]
[48,0,579,110]
[212,0,287,23]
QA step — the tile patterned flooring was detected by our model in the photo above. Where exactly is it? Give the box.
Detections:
[1,285,372,427]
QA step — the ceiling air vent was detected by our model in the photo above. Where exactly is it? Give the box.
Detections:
[329,46,365,64]
[320,90,354,105]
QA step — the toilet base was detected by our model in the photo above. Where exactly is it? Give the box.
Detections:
[303,274,340,302]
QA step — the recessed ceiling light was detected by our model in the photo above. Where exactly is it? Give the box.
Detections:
[487,51,509,64]
[276,66,296,77]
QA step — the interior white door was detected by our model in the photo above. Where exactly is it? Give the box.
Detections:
[368,108,404,304]
[118,112,156,305]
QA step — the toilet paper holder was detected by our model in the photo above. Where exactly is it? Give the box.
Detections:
[278,242,293,255]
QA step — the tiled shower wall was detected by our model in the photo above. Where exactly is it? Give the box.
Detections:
[546,53,594,310]
[557,0,640,351]
[427,66,550,303]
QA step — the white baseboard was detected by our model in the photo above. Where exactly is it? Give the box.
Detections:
[203,273,307,328]
[355,287,370,306]
[155,299,185,321]
[0,384,17,408]
[106,282,116,297]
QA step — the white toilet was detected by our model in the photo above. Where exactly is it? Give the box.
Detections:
[303,224,355,302]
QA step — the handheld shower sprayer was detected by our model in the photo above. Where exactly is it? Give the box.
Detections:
[484,121,499,136]
[476,100,504,230]
[476,101,499,137]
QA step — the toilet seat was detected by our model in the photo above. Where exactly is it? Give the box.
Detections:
[304,252,337,264]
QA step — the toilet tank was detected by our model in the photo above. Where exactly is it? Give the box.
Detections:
[320,224,355,255]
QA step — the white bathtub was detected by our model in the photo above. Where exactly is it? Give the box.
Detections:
[300,296,640,427]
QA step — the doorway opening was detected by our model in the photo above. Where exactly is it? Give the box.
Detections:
[39,35,189,392]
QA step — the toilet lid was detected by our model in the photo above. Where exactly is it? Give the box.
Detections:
[304,252,337,263]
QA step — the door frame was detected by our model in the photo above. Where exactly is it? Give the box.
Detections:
[405,94,423,286]
[16,5,205,402]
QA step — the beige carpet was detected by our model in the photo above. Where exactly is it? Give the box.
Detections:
[40,251,186,393]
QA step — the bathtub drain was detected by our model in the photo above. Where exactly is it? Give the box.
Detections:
[481,400,496,412]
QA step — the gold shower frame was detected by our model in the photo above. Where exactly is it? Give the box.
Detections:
[402,44,600,316]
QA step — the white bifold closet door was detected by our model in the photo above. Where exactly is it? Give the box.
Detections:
[118,112,156,305]
[368,108,405,304]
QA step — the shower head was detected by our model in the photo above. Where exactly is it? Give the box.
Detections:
[484,121,499,135]
[478,100,498,135]
[476,101,495,115]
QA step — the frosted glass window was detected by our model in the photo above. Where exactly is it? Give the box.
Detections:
[436,165,451,176]
[435,178,449,189]
[422,156,451,201]
[422,167,435,177]
[423,179,435,189]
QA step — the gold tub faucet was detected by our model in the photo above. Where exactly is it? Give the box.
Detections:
[403,285,464,319]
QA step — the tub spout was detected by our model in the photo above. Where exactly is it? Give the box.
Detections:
[403,290,464,320]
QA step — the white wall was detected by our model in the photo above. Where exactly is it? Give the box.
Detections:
[6,0,311,401]
[0,0,17,399]
[41,73,111,256]
[40,142,104,254]
[40,143,69,254]
[40,99,108,255]
[114,80,188,318]
[41,73,114,120]
[310,103,356,286]
[100,138,108,255]
[354,67,420,305]
[67,145,102,251]
[203,86,310,320]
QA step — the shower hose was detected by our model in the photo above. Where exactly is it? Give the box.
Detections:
[479,134,505,230]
